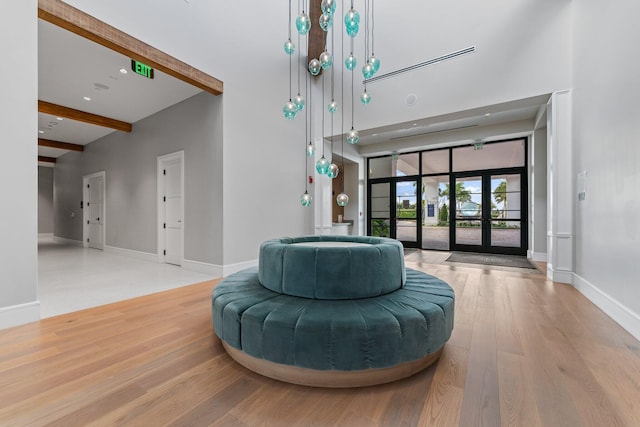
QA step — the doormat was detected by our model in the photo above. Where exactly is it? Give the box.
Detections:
[445,252,537,269]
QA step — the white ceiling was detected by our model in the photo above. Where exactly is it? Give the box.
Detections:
[37,9,550,168]
[330,94,549,155]
[37,19,202,165]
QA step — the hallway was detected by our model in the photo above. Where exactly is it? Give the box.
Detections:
[38,238,215,318]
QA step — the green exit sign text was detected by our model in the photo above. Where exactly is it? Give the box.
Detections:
[131,59,154,79]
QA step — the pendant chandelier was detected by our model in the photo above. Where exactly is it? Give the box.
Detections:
[284,0,380,208]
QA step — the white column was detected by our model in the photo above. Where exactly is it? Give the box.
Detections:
[546,90,574,283]
[0,0,40,329]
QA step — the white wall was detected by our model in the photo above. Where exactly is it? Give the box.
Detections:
[62,0,573,267]
[530,127,547,261]
[572,0,640,339]
[0,0,39,328]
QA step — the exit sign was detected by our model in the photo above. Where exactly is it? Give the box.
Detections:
[131,59,154,79]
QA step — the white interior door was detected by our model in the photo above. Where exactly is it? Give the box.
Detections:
[87,174,104,250]
[161,156,183,266]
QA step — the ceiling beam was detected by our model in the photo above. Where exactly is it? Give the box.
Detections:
[38,138,84,152]
[38,100,132,132]
[38,156,57,163]
[308,0,327,75]
[38,0,223,96]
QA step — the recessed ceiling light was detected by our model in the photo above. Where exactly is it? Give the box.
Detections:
[484,113,491,117]
[56,117,63,121]
[412,123,417,126]
[38,130,45,134]
[119,68,128,74]
[83,96,91,101]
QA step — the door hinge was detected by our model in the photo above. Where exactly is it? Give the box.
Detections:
[87,184,90,188]
[163,169,166,175]
[163,250,166,255]
[87,202,90,206]
[163,223,166,229]
[87,220,89,225]
[163,196,166,202]
[87,238,89,243]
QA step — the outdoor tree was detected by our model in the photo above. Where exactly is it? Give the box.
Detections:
[438,202,449,225]
[493,180,507,219]
[440,182,471,211]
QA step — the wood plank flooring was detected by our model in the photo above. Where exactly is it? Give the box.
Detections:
[1,253,640,426]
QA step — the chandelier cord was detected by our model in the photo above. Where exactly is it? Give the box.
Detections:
[322,71,325,157]
[341,0,345,193]
[330,5,335,162]
[288,0,292,101]
[371,0,375,55]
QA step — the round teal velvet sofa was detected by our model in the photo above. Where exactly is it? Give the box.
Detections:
[212,236,455,387]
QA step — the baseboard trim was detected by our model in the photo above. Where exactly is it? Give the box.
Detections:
[547,266,573,284]
[222,259,258,277]
[527,251,547,262]
[0,301,40,330]
[182,259,222,278]
[573,273,640,341]
[104,245,157,263]
[38,233,53,238]
[52,236,84,247]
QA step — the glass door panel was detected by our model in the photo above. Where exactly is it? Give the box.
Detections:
[454,176,483,247]
[396,180,418,244]
[422,175,449,250]
[370,183,391,237]
[490,174,522,249]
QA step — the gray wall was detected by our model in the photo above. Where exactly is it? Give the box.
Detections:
[38,166,54,234]
[54,91,223,265]
[573,0,640,318]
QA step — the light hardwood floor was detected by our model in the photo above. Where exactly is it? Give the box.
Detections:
[1,253,639,426]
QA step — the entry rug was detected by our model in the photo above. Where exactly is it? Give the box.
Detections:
[445,252,538,269]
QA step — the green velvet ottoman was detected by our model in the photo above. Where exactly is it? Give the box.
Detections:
[212,236,455,387]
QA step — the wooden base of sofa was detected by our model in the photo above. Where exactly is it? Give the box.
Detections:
[222,341,444,388]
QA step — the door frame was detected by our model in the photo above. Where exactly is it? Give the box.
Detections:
[82,170,106,249]
[157,151,185,264]
[450,167,528,255]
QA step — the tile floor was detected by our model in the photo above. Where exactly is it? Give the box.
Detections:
[38,238,216,318]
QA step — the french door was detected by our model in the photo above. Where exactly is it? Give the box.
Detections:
[369,178,421,248]
[451,170,526,255]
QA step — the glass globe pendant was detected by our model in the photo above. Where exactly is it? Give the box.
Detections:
[344,8,360,29]
[360,90,371,105]
[347,128,359,144]
[369,55,381,74]
[301,191,312,207]
[321,0,336,15]
[306,142,316,157]
[336,192,349,207]
[319,51,333,69]
[309,58,321,76]
[319,13,333,31]
[362,62,375,79]
[283,100,297,120]
[344,53,357,70]
[296,12,311,35]
[328,100,337,113]
[345,24,359,37]
[316,156,330,174]
[293,93,305,111]
[284,39,295,55]
[327,163,339,179]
